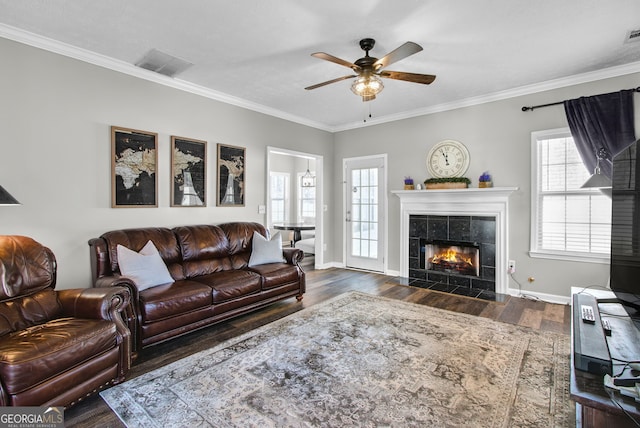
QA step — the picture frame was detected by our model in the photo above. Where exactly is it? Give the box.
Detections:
[216,143,245,206]
[111,126,158,208]
[171,136,207,207]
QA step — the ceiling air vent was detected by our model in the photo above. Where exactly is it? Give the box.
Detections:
[624,28,640,44]
[135,49,193,77]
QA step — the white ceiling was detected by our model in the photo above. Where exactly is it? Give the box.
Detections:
[1,0,640,132]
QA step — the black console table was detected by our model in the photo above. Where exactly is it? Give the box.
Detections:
[571,288,640,427]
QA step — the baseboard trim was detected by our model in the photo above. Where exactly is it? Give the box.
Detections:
[312,265,571,305]
[507,288,571,305]
[315,261,344,270]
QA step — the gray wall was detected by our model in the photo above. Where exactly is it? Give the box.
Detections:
[333,72,640,299]
[0,37,334,288]
[2,35,639,299]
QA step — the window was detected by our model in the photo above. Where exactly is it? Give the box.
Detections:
[531,129,611,263]
[270,172,289,225]
[297,172,316,223]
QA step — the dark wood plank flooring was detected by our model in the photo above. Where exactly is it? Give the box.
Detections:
[65,266,570,427]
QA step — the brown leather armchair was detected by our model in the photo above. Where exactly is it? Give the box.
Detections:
[0,235,131,407]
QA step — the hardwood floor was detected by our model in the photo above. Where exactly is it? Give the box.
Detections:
[64,266,570,427]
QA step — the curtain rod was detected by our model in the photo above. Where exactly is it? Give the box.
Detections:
[521,86,640,112]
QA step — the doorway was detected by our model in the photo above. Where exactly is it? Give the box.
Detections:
[266,147,323,268]
[344,154,387,273]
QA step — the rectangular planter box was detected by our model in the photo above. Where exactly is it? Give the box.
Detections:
[425,182,468,189]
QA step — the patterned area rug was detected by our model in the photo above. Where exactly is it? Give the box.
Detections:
[101,292,574,427]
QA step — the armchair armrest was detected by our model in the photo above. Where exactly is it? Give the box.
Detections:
[84,276,141,356]
[58,286,130,321]
[283,247,304,265]
[57,286,132,377]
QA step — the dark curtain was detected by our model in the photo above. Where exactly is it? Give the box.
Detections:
[564,90,636,178]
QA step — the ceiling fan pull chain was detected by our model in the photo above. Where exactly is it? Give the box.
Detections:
[363,103,373,123]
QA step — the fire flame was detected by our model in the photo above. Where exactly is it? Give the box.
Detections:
[431,248,473,266]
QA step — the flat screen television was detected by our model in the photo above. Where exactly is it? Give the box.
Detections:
[610,139,640,329]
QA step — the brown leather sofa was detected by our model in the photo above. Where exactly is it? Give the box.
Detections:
[0,235,131,407]
[88,222,305,354]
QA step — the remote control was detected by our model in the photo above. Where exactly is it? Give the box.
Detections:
[581,305,596,324]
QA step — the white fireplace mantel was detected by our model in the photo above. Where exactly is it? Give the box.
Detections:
[392,187,518,295]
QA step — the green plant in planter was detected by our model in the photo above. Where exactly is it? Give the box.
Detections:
[424,177,471,185]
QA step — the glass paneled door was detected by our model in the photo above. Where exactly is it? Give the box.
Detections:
[344,155,386,272]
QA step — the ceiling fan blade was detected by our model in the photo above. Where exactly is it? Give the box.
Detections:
[311,52,362,72]
[305,75,357,90]
[379,70,436,85]
[373,41,423,70]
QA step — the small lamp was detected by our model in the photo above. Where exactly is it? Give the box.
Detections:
[0,185,20,206]
[581,148,611,188]
[301,160,315,188]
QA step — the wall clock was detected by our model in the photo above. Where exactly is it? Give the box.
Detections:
[426,140,470,178]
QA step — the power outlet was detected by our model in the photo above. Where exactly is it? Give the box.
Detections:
[508,260,516,274]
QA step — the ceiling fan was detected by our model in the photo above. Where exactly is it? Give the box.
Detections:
[305,38,436,102]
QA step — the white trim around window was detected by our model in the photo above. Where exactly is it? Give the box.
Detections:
[529,128,611,264]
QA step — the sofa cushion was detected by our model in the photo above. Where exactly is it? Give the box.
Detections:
[0,318,117,395]
[218,222,267,268]
[174,225,233,278]
[117,241,175,291]
[248,231,285,267]
[248,263,301,290]
[174,225,230,261]
[102,227,182,276]
[138,280,213,322]
[194,270,262,303]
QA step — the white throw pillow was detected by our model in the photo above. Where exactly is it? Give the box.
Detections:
[248,231,285,267]
[116,240,174,291]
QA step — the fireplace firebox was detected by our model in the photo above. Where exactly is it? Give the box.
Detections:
[421,239,480,277]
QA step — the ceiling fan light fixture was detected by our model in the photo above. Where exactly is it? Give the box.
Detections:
[351,75,383,101]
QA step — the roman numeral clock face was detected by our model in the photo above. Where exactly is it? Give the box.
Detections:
[426,140,470,178]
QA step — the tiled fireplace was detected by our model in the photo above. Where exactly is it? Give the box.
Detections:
[393,187,517,296]
[409,215,496,291]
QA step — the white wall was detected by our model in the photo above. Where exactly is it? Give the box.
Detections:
[333,73,640,299]
[0,38,334,288]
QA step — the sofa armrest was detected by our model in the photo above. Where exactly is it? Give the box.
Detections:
[283,247,304,265]
[94,275,139,301]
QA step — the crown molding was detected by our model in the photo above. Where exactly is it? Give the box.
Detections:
[332,61,640,132]
[2,23,639,134]
[0,24,333,132]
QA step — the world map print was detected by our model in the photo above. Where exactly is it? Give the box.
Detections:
[112,128,157,207]
[172,138,206,206]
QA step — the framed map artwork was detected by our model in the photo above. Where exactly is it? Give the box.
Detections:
[171,136,207,207]
[111,126,158,208]
[216,143,245,206]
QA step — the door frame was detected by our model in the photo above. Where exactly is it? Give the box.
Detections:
[266,146,324,268]
[342,154,388,273]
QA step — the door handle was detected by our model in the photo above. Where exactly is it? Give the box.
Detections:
[346,210,351,222]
